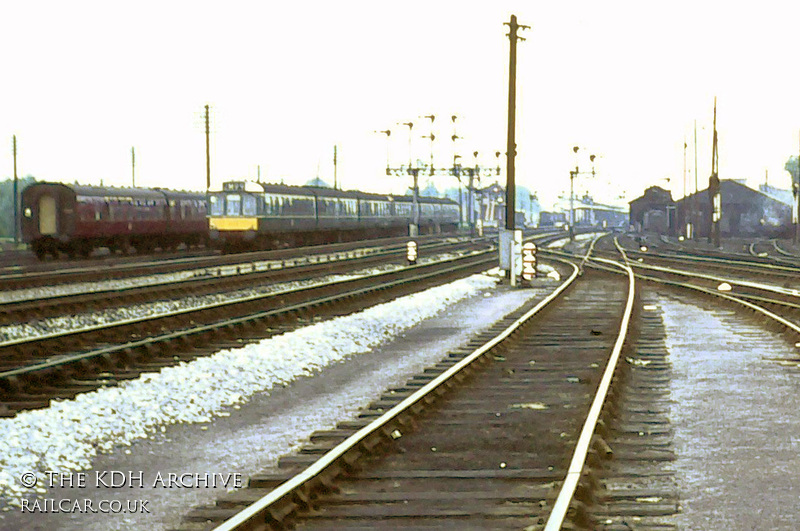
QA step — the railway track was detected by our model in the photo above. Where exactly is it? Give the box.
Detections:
[0,238,492,325]
[0,234,485,291]
[0,247,504,417]
[167,247,680,530]
[628,232,800,268]
[167,232,800,531]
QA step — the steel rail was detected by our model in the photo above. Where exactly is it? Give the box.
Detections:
[0,251,498,380]
[0,233,499,291]
[211,256,582,531]
[2,234,575,374]
[607,237,800,334]
[577,233,604,274]
[611,237,800,299]
[772,239,799,258]
[0,239,487,318]
[543,256,635,530]
[611,235,800,269]
[0,236,485,293]
[613,235,756,273]
[619,246,800,271]
[629,260,800,296]
[585,255,800,337]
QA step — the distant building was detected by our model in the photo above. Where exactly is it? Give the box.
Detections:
[628,186,676,233]
[676,180,790,238]
[539,211,567,227]
[572,194,627,228]
[443,182,541,227]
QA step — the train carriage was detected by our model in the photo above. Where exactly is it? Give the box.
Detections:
[156,189,208,250]
[21,182,207,259]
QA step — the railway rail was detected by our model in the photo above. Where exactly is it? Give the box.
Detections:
[606,237,800,339]
[174,232,800,530]
[166,241,666,530]
[0,248,506,417]
[563,234,800,367]
[630,233,800,268]
[596,235,800,287]
[0,234,474,291]
[0,237,492,325]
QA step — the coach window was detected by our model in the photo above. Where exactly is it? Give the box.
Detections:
[209,195,223,216]
[243,194,257,216]
[226,194,242,215]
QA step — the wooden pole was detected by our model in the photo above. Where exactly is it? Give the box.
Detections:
[13,135,18,244]
[205,105,211,191]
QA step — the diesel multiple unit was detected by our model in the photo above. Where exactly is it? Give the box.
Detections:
[208,181,460,250]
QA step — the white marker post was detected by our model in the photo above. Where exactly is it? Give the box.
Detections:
[522,241,537,283]
[406,241,417,265]
[499,228,522,287]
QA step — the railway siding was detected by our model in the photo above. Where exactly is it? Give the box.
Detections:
[178,265,649,530]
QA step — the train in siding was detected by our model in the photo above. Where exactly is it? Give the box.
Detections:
[21,182,207,259]
[208,180,460,251]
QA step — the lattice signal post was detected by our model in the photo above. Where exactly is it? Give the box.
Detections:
[378,119,500,237]
[384,156,500,237]
[568,147,597,241]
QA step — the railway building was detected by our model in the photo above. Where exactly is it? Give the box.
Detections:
[572,194,628,228]
[628,180,790,238]
[675,179,790,238]
[628,186,677,234]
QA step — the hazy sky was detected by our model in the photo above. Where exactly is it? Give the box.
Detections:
[2,1,800,209]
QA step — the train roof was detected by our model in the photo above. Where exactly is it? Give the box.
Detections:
[211,181,456,205]
[23,181,204,200]
[393,194,456,205]
[156,188,207,201]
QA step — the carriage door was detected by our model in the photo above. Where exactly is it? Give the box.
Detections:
[38,195,57,235]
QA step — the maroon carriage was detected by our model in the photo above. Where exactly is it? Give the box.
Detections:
[21,182,207,259]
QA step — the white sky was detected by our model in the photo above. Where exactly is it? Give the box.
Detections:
[2,1,800,210]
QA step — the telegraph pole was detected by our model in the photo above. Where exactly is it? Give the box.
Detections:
[13,135,18,245]
[205,104,211,191]
[450,115,464,227]
[570,146,578,241]
[682,138,687,235]
[709,98,721,247]
[333,145,338,190]
[504,14,528,231]
[131,147,136,187]
[503,14,528,286]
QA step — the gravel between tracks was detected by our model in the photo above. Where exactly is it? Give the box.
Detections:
[0,253,470,343]
[0,268,509,503]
